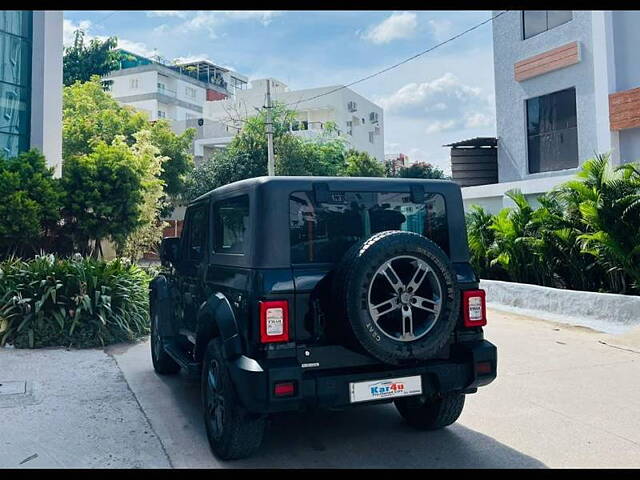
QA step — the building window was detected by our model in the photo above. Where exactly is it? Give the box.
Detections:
[369,131,375,143]
[129,78,139,89]
[157,110,166,119]
[523,11,572,39]
[0,10,32,158]
[185,86,196,98]
[346,120,353,136]
[526,87,578,174]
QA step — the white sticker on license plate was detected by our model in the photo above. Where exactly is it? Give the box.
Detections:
[349,375,422,403]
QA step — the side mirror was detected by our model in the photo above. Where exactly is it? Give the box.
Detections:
[160,237,180,266]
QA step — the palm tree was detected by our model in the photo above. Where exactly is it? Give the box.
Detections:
[557,154,640,293]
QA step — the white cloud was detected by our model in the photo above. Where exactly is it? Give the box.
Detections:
[425,120,457,134]
[362,12,417,45]
[63,19,92,46]
[173,54,209,64]
[464,112,493,128]
[63,18,158,59]
[428,19,453,42]
[377,73,483,115]
[147,11,188,18]
[375,72,494,137]
[116,38,158,58]
[179,10,281,39]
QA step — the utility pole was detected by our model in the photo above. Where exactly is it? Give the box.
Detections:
[265,79,275,176]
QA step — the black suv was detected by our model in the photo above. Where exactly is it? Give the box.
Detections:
[151,176,497,460]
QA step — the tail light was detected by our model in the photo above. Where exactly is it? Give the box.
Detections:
[259,300,289,343]
[274,381,296,397]
[462,290,487,327]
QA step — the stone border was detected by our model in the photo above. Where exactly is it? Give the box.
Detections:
[480,279,640,334]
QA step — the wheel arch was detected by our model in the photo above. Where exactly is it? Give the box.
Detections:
[195,292,243,362]
[150,275,177,337]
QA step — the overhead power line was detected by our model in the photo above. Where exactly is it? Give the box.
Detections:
[284,10,508,109]
[92,11,120,29]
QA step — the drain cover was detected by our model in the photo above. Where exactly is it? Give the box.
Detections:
[0,381,38,408]
[0,381,26,395]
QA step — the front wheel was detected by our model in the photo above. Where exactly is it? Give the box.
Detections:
[394,392,465,430]
[201,338,266,460]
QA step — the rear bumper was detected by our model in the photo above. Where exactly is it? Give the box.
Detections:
[228,340,497,414]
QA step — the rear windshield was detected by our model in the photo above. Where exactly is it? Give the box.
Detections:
[289,191,448,264]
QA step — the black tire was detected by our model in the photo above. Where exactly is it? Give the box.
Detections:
[332,230,460,365]
[395,392,465,430]
[201,338,266,460]
[150,293,180,375]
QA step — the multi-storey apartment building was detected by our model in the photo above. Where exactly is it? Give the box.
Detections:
[102,51,248,122]
[199,78,385,162]
[1,10,63,176]
[463,10,640,212]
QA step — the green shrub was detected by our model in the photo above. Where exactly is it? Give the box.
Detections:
[466,154,640,295]
[0,150,62,257]
[0,254,151,348]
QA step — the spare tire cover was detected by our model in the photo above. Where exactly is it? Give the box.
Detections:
[333,230,459,365]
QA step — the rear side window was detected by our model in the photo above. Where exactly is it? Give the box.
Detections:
[289,191,448,264]
[213,195,250,254]
[185,205,207,261]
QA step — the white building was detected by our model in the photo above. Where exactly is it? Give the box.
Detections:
[198,78,385,162]
[463,10,640,213]
[102,53,248,123]
[1,10,63,176]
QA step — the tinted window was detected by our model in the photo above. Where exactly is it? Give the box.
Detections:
[527,87,578,173]
[186,206,207,261]
[289,191,449,264]
[213,195,249,254]
[523,11,572,39]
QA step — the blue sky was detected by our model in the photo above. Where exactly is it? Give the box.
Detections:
[63,10,497,173]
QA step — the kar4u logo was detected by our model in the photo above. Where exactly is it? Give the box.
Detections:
[370,381,405,397]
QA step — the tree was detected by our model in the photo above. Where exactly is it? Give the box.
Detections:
[183,103,351,200]
[0,150,61,257]
[119,130,169,259]
[63,77,193,215]
[342,150,385,177]
[63,76,147,161]
[61,138,144,257]
[397,162,448,179]
[148,120,196,200]
[63,30,120,87]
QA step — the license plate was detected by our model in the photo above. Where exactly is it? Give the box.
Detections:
[349,375,422,403]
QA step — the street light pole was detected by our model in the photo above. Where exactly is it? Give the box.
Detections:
[265,79,275,176]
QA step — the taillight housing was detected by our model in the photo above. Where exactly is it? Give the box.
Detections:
[462,289,487,327]
[259,300,289,343]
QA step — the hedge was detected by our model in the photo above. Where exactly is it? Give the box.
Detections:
[0,255,151,348]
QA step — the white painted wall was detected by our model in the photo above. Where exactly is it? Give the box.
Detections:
[30,11,63,177]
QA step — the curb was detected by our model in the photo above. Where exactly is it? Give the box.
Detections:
[480,279,640,334]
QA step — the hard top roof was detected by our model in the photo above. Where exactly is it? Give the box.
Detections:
[190,176,457,205]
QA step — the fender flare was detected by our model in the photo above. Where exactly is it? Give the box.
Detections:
[149,275,177,337]
[195,292,243,361]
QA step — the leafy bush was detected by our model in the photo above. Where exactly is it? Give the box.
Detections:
[0,255,151,348]
[466,154,640,295]
[0,150,62,257]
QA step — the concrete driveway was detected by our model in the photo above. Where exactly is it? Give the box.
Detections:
[2,308,640,468]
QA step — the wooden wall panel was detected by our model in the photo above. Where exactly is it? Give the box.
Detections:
[609,87,640,131]
[515,42,580,82]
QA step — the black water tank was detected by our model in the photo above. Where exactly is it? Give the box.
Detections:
[445,137,498,187]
